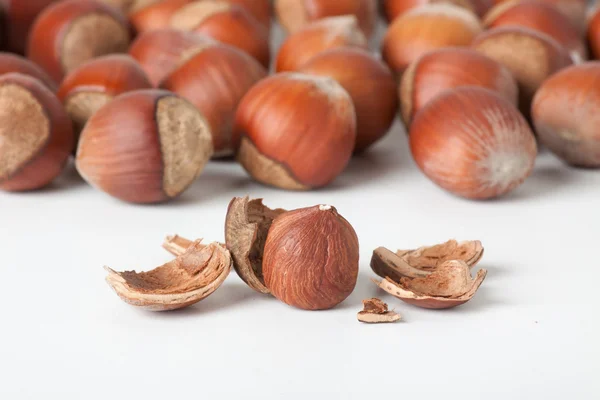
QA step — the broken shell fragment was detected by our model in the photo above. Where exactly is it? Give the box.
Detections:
[163,234,195,256]
[374,260,487,309]
[104,240,231,311]
[224,196,286,294]
[396,239,484,270]
[357,298,401,324]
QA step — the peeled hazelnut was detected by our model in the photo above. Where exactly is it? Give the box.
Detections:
[383,0,494,21]
[275,15,368,72]
[160,43,267,158]
[57,55,152,139]
[76,89,213,203]
[588,7,600,60]
[531,63,600,168]
[128,0,192,33]
[128,29,217,87]
[400,48,518,126]
[0,52,57,91]
[483,1,587,63]
[263,205,359,310]
[0,73,74,192]
[233,73,356,190]
[224,196,286,294]
[27,0,131,82]
[105,239,232,311]
[169,1,270,68]
[382,4,483,74]
[409,87,537,200]
[357,298,401,323]
[274,0,377,37]
[299,48,397,152]
[0,0,56,54]
[491,0,587,34]
[472,26,573,117]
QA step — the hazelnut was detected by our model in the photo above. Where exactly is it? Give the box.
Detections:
[27,0,131,82]
[299,48,398,152]
[169,1,270,68]
[57,55,152,140]
[472,26,572,117]
[128,0,192,33]
[382,4,483,74]
[128,29,217,87]
[483,1,587,63]
[357,298,401,323]
[0,52,57,91]
[0,0,56,54]
[491,0,587,34]
[160,43,267,158]
[400,48,518,126]
[274,0,377,37]
[531,62,600,168]
[76,89,213,203]
[224,0,272,30]
[0,73,74,192]
[409,87,537,200]
[275,15,368,72]
[105,239,232,311]
[233,73,356,190]
[98,0,136,13]
[263,204,359,310]
[588,7,600,60]
[383,0,494,21]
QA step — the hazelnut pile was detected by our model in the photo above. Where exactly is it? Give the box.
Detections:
[0,0,599,200]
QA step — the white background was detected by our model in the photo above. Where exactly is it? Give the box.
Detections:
[1,14,599,400]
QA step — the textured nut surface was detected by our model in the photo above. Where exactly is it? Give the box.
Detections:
[105,240,231,311]
[357,298,401,323]
[396,239,484,270]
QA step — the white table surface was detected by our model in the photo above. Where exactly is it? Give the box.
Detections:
[2,18,599,400]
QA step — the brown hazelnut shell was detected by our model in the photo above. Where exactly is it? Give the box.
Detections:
[0,73,74,192]
[160,44,267,157]
[0,0,56,54]
[128,0,192,33]
[299,48,398,152]
[224,0,272,29]
[57,55,152,138]
[491,0,587,34]
[275,15,368,72]
[128,29,217,87]
[588,7,600,61]
[263,205,359,310]
[233,73,356,190]
[531,62,600,168]
[76,89,213,203]
[224,196,286,294]
[383,0,494,21]
[105,240,232,311]
[395,240,484,270]
[0,52,57,91]
[275,0,377,37]
[27,0,131,82]
[357,298,401,323]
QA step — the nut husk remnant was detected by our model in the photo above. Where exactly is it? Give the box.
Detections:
[357,298,401,323]
[396,240,484,270]
[105,239,231,311]
[225,196,286,294]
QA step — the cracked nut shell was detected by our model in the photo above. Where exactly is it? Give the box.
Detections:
[357,298,401,323]
[263,205,359,310]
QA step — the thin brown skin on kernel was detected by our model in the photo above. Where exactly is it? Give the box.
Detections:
[263,205,359,310]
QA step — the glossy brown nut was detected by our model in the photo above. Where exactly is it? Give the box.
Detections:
[225,0,272,29]
[128,29,217,87]
[0,73,74,192]
[0,52,57,91]
[472,26,573,118]
[0,0,57,54]
[27,0,131,83]
[299,48,398,152]
[57,55,152,138]
[491,0,587,33]
[128,0,192,33]
[383,0,493,21]
[588,8,600,61]
[274,0,377,37]
[275,15,368,72]
[400,48,518,125]
[263,205,359,310]
[233,73,356,190]
[98,0,136,13]
[410,87,537,200]
[76,90,213,203]
[532,63,600,168]
[160,44,267,157]
[382,4,483,74]
[170,2,270,68]
[483,1,587,62]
